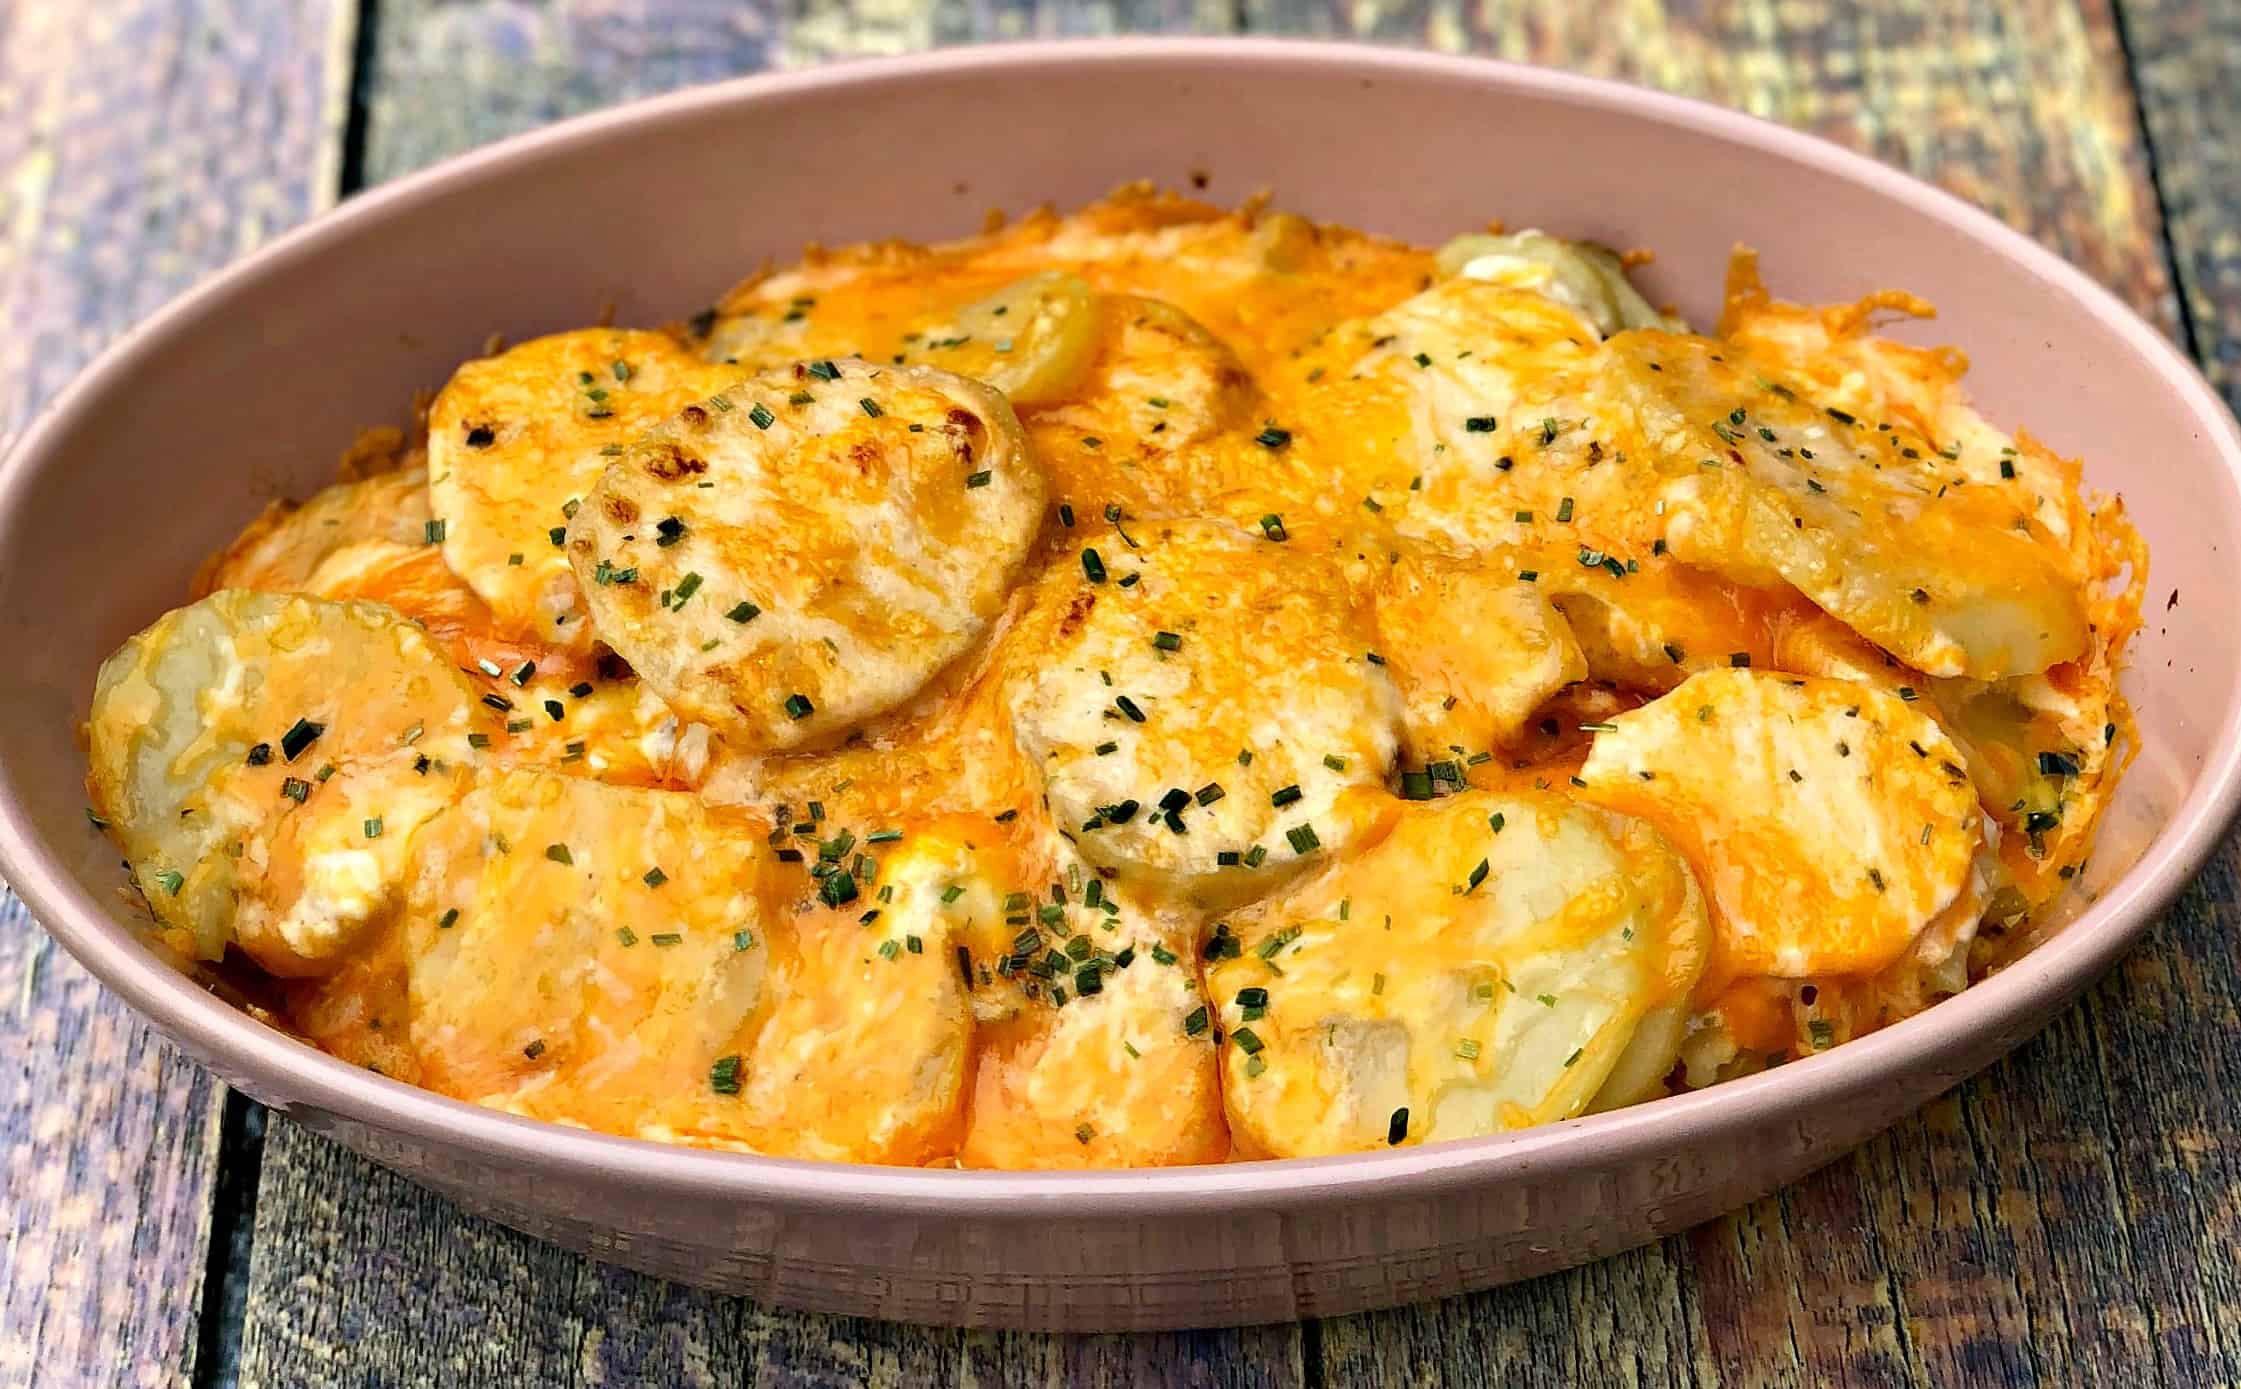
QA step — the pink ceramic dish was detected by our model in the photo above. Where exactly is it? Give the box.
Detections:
[2,39,2236,1331]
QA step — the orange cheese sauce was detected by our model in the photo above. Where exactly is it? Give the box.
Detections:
[149,187,2142,1165]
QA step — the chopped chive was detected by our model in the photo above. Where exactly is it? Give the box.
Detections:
[280,718,325,762]
[710,1054,743,1095]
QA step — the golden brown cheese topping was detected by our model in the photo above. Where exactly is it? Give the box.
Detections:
[85,187,2145,1168]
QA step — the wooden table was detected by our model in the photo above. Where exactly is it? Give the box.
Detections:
[4,3,2237,1384]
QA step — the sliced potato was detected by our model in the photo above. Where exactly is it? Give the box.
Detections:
[725,821,978,1164]
[1369,546,1587,761]
[1575,669,1983,981]
[87,591,487,974]
[958,841,1224,1169]
[1300,276,1634,557]
[1209,789,1708,1157]
[570,359,1044,751]
[299,539,595,685]
[1602,334,2089,679]
[402,770,777,1119]
[1436,230,1683,337]
[1023,294,1258,510]
[1008,517,1402,909]
[898,271,1101,406]
[196,468,433,597]
[426,329,739,649]
[1536,552,1903,695]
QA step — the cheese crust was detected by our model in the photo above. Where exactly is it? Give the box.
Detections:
[86,187,2143,1167]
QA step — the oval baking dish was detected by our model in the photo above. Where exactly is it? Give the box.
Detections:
[3,39,2238,1331]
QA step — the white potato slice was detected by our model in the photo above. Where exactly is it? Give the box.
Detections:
[297,539,595,686]
[1009,517,1403,909]
[402,770,777,1124]
[87,591,487,974]
[1024,293,1258,508]
[1208,789,1708,1157]
[1369,546,1587,761]
[1309,276,1645,559]
[897,271,1102,407]
[729,822,978,1164]
[1436,230,1683,337]
[1575,669,1983,980]
[957,841,1224,1169]
[1602,335,2089,679]
[570,359,1044,751]
[1535,552,1904,695]
[198,468,432,596]
[426,329,739,649]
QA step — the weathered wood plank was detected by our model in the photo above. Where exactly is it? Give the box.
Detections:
[354,0,1232,187]
[2116,0,2241,394]
[238,1118,1308,1388]
[1241,0,2180,341]
[0,3,354,1385]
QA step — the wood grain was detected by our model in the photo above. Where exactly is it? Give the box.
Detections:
[2117,0,2241,397]
[353,0,1232,187]
[0,4,353,1387]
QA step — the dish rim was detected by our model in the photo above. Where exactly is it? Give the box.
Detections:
[5,35,2238,1217]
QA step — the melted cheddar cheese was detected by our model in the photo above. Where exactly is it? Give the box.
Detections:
[85,187,2144,1167]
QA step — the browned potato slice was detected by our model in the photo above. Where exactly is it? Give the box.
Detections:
[426,329,739,648]
[569,359,1045,750]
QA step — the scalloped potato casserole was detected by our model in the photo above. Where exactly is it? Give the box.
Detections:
[84,187,2145,1167]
